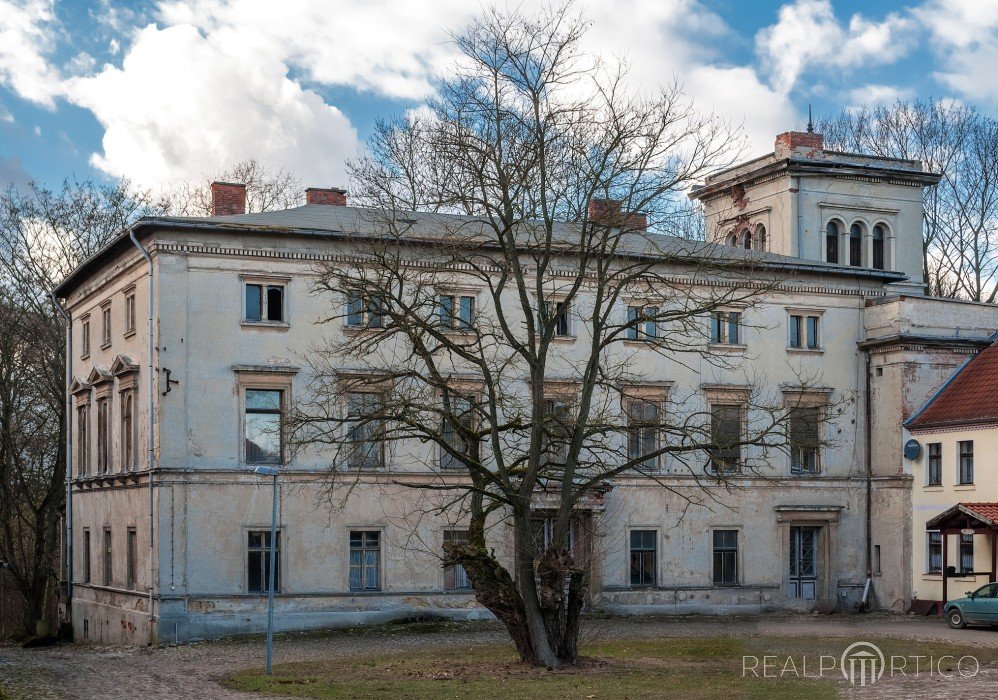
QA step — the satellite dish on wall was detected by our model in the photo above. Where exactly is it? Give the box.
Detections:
[903,439,921,460]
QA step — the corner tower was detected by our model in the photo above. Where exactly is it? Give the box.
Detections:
[690,129,941,292]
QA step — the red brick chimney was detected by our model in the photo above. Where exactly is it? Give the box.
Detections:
[305,187,348,206]
[210,181,246,216]
[588,198,646,230]
[774,131,824,155]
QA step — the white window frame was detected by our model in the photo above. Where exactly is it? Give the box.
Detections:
[241,274,291,327]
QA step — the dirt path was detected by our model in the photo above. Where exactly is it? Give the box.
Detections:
[1,615,996,699]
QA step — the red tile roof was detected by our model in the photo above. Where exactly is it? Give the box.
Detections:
[907,341,998,429]
[965,503,998,525]
[926,502,998,529]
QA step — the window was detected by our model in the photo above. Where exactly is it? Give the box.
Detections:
[927,442,942,486]
[960,533,974,574]
[102,527,112,586]
[789,315,819,349]
[789,406,820,474]
[542,300,571,337]
[443,530,472,590]
[849,223,862,267]
[958,440,974,484]
[349,531,380,591]
[440,394,476,469]
[755,224,767,251]
[346,291,386,328]
[81,317,91,357]
[438,294,475,331]
[629,530,656,586]
[626,399,660,469]
[825,221,839,264]
[82,529,91,584]
[124,292,136,335]
[627,305,659,340]
[245,389,283,464]
[245,283,285,323]
[77,404,90,476]
[347,392,384,468]
[741,228,752,249]
[96,397,110,474]
[872,225,886,270]
[928,532,942,573]
[709,404,742,473]
[542,398,572,466]
[710,311,741,345]
[120,390,135,472]
[712,530,738,585]
[101,303,112,346]
[247,530,280,593]
[126,528,137,590]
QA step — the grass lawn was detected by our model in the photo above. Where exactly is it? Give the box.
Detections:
[226,631,994,700]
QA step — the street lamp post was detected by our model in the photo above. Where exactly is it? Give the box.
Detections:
[253,465,280,675]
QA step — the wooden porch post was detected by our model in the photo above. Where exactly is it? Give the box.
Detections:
[991,529,997,584]
[942,532,949,604]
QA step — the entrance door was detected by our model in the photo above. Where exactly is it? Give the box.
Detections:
[789,526,819,600]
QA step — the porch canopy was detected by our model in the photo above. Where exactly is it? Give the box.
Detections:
[926,502,998,603]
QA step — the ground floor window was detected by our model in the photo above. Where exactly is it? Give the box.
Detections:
[350,530,381,591]
[629,530,656,586]
[960,533,974,574]
[247,530,280,593]
[102,528,112,586]
[126,528,137,590]
[712,530,738,585]
[928,531,942,573]
[443,530,472,590]
[82,529,91,583]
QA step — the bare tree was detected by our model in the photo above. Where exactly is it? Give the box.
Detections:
[818,99,998,301]
[290,5,828,666]
[0,179,159,636]
[164,159,303,216]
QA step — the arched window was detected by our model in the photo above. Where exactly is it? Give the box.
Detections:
[872,225,886,270]
[725,231,738,246]
[849,223,862,267]
[825,221,839,264]
[755,224,767,252]
[742,228,752,249]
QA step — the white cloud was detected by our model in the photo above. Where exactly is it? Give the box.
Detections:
[756,0,915,91]
[0,0,63,108]
[66,24,359,189]
[0,104,13,123]
[108,38,120,56]
[845,83,914,109]
[915,0,998,104]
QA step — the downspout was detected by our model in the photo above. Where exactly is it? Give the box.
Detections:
[793,175,803,257]
[51,293,72,614]
[129,229,156,631]
[862,350,873,610]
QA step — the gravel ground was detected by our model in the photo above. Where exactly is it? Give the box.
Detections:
[1,614,997,699]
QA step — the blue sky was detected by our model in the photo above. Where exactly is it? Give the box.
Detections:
[0,0,993,193]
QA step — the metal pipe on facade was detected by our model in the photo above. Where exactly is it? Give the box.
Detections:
[129,229,156,630]
[863,350,874,609]
[51,293,73,609]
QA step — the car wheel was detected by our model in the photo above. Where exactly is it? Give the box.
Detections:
[947,608,966,629]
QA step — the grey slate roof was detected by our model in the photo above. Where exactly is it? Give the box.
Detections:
[54,204,907,296]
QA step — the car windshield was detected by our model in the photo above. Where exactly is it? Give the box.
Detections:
[973,584,995,598]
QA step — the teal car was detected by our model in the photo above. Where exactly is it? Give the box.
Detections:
[945,582,998,628]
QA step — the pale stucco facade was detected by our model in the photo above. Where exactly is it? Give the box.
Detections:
[56,132,998,644]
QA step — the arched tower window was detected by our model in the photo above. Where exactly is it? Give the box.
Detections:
[825,221,839,264]
[755,224,767,252]
[872,225,886,270]
[725,231,738,246]
[742,228,752,249]
[849,223,863,267]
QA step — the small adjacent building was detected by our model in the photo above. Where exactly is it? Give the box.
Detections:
[906,340,998,610]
